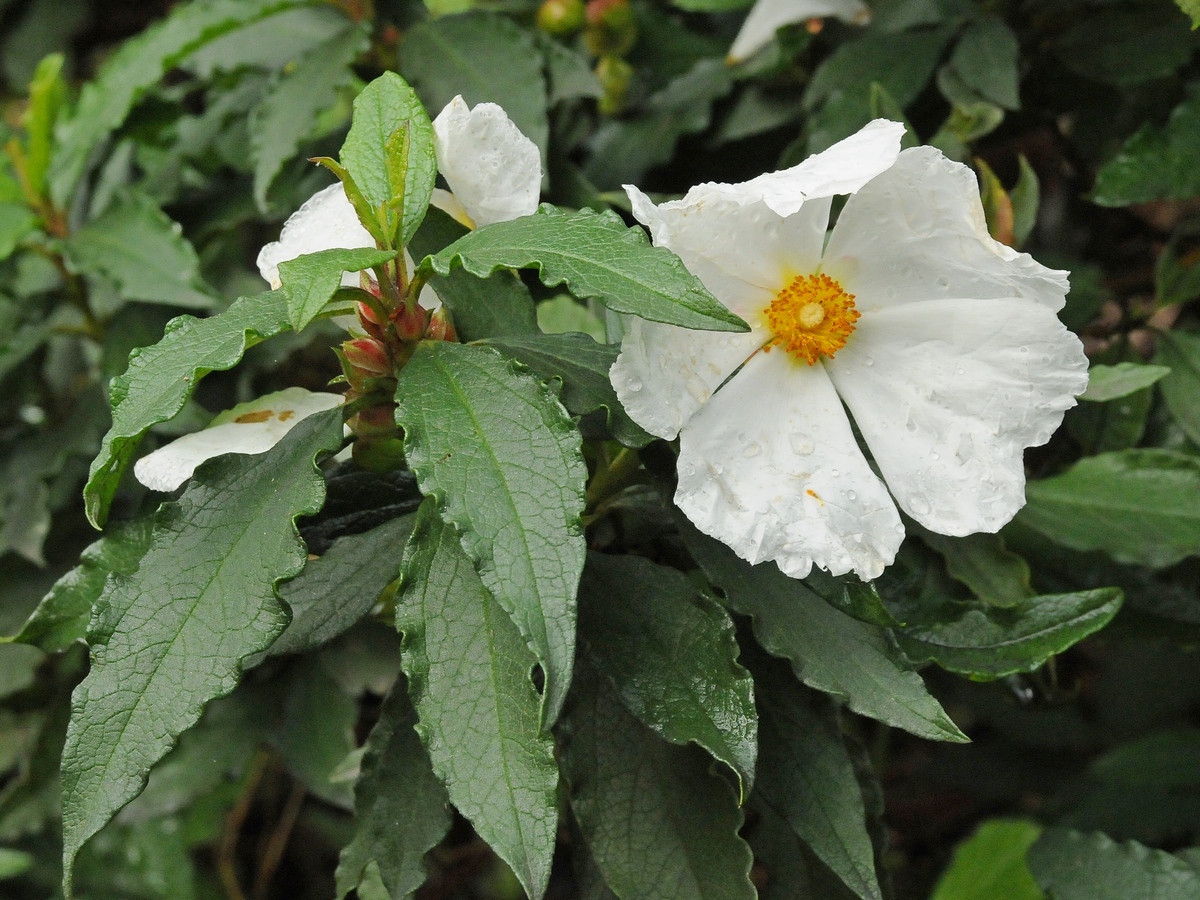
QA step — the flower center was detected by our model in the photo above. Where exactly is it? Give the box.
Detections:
[763,273,859,365]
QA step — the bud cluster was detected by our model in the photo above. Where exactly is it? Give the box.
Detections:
[536,0,637,116]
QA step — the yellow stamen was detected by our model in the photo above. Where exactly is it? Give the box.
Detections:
[763,273,859,365]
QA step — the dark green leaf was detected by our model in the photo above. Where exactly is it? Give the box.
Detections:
[1092,86,1200,207]
[894,588,1123,679]
[679,520,966,742]
[1156,227,1200,308]
[251,23,366,211]
[336,680,451,899]
[1154,331,1200,447]
[578,552,756,796]
[407,205,538,340]
[420,205,748,332]
[804,568,901,627]
[539,35,602,106]
[60,408,344,891]
[1080,363,1172,403]
[395,501,558,900]
[560,658,756,900]
[48,0,308,206]
[1011,155,1040,248]
[947,18,1019,110]
[1055,7,1191,88]
[273,656,357,808]
[1027,828,1200,900]
[0,203,37,262]
[919,530,1034,606]
[12,517,153,652]
[484,333,652,447]
[340,72,437,248]
[930,819,1044,900]
[1019,450,1200,568]
[64,191,217,310]
[394,341,586,723]
[181,4,348,77]
[85,289,291,527]
[277,247,395,332]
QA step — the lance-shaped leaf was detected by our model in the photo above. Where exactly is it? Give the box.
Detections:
[931,819,1044,900]
[84,290,291,528]
[1080,362,1171,403]
[49,0,307,206]
[417,205,749,332]
[894,589,1123,679]
[679,520,966,743]
[340,72,437,248]
[1154,330,1200,447]
[577,552,756,797]
[751,656,882,900]
[335,679,451,899]
[278,247,396,332]
[395,502,558,900]
[1027,828,1200,900]
[560,658,757,900]
[918,529,1034,607]
[394,341,586,723]
[60,408,345,893]
[484,333,652,447]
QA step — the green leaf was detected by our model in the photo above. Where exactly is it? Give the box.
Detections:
[60,408,344,892]
[1092,86,1200,207]
[1154,331,1200,447]
[919,530,1034,606]
[1067,376,1152,454]
[560,658,757,900]
[752,655,882,900]
[251,23,366,211]
[263,515,414,661]
[1080,362,1172,403]
[420,205,748,332]
[804,568,901,627]
[48,0,308,207]
[395,501,558,900]
[84,289,291,528]
[394,341,586,724]
[340,72,437,248]
[1019,450,1200,568]
[407,205,539,341]
[273,656,358,808]
[64,191,217,310]
[484,333,652,447]
[578,552,756,797]
[894,588,1123,679]
[1156,226,1200,308]
[536,295,606,342]
[399,12,549,166]
[947,18,1019,110]
[12,517,153,652]
[23,52,67,201]
[679,520,966,743]
[1055,7,1191,88]
[538,35,602,106]
[1177,0,1200,28]
[930,819,1045,900]
[1011,155,1040,248]
[0,202,38,262]
[277,247,395,332]
[336,679,451,899]
[1027,828,1200,900]
[0,848,33,879]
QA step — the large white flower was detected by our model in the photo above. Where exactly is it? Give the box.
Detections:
[612,120,1089,581]
[256,94,541,291]
[728,0,870,64]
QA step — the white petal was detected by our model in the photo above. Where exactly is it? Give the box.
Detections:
[134,389,344,492]
[429,187,475,229]
[728,0,870,63]
[826,298,1088,536]
[256,184,374,289]
[676,349,902,580]
[625,185,829,298]
[824,147,1071,313]
[611,317,767,440]
[432,96,541,228]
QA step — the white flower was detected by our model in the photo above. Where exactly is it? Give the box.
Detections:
[728,0,871,64]
[256,95,541,291]
[612,120,1089,581]
[134,388,344,491]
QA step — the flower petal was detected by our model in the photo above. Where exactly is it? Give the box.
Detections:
[256,184,373,289]
[826,297,1088,536]
[432,95,541,228]
[134,389,344,492]
[676,349,902,580]
[728,0,870,64]
[611,318,767,440]
[823,147,1070,313]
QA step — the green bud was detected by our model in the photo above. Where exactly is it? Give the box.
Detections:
[537,0,585,35]
[595,55,634,116]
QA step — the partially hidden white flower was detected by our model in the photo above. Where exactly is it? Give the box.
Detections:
[134,388,344,491]
[612,119,1089,581]
[728,0,870,64]
[256,95,541,292]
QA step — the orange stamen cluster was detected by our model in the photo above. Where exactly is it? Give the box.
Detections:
[763,273,859,365]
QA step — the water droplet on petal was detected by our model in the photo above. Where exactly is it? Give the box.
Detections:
[789,433,815,455]
[908,494,932,515]
[847,490,857,500]
[744,442,762,457]
[627,378,642,392]
[864,357,874,366]
[830,468,840,477]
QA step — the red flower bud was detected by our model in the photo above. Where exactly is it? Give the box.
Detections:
[342,338,392,377]
[392,302,431,342]
[426,307,458,343]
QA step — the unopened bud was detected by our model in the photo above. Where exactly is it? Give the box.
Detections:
[350,403,398,440]
[356,301,387,341]
[538,0,585,34]
[595,55,634,116]
[584,0,636,56]
[392,302,431,342]
[426,307,457,343]
[342,338,392,376]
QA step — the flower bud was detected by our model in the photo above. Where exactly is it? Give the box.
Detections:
[342,338,392,377]
[392,301,431,342]
[356,300,388,342]
[426,307,458,343]
[595,55,634,117]
[349,402,398,440]
[537,0,585,35]
[583,0,636,56]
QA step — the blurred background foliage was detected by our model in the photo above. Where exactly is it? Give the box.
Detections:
[2,0,1200,897]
